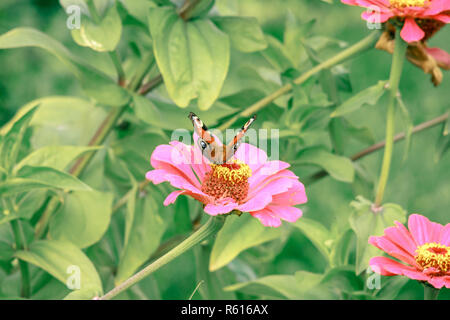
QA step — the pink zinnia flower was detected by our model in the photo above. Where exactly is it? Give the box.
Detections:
[341,0,450,42]
[369,214,450,289]
[145,133,307,227]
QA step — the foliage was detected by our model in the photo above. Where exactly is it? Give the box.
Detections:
[0,0,448,300]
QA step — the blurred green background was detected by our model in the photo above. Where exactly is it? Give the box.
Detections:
[0,0,448,299]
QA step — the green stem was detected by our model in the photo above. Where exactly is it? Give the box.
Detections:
[423,283,440,300]
[69,107,126,177]
[86,0,101,24]
[11,219,31,298]
[99,216,226,300]
[374,29,407,207]
[109,51,126,86]
[300,112,449,186]
[127,54,155,92]
[218,31,380,131]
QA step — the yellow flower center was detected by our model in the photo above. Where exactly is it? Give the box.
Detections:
[201,160,252,203]
[415,242,450,274]
[209,160,252,184]
[389,0,429,8]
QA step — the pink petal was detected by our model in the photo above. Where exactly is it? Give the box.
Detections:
[426,47,450,69]
[163,190,186,206]
[354,0,390,8]
[170,141,209,182]
[408,214,443,246]
[422,0,450,16]
[234,143,268,172]
[236,192,273,212]
[271,180,307,206]
[439,223,450,246]
[237,173,297,212]
[384,222,418,256]
[368,235,418,267]
[369,257,429,281]
[400,18,425,42]
[146,170,203,196]
[427,276,448,289]
[150,144,201,189]
[250,209,282,227]
[265,205,303,223]
[248,161,291,188]
[247,169,298,199]
[204,198,238,216]
[431,13,450,23]
[361,10,393,23]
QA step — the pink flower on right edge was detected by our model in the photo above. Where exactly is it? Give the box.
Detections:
[341,1,450,85]
[341,0,450,42]
[369,214,450,289]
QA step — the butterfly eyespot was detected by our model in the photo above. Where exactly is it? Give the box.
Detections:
[198,140,208,150]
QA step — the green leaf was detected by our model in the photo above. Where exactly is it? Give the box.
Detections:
[0,241,14,261]
[349,196,407,274]
[376,276,408,299]
[14,145,101,173]
[15,166,91,192]
[295,146,354,182]
[320,266,364,295]
[117,0,158,24]
[48,190,113,248]
[137,97,237,130]
[224,271,323,299]
[212,16,267,53]
[209,213,282,271]
[261,35,293,72]
[330,81,387,118]
[24,96,108,147]
[292,217,331,260]
[71,3,122,52]
[115,188,173,285]
[148,7,230,110]
[284,12,315,67]
[330,229,356,268]
[0,106,37,173]
[15,240,103,298]
[0,28,130,106]
[132,94,162,127]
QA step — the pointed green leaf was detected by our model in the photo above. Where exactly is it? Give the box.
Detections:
[292,217,331,260]
[148,7,230,110]
[14,145,101,173]
[115,189,173,285]
[71,3,122,52]
[48,190,113,248]
[331,81,387,117]
[212,16,267,53]
[0,106,37,173]
[15,166,91,192]
[209,213,282,271]
[0,28,130,106]
[294,146,354,182]
[349,196,407,274]
[15,240,103,299]
[224,271,323,299]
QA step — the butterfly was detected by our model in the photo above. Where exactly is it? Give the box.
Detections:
[188,112,257,164]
